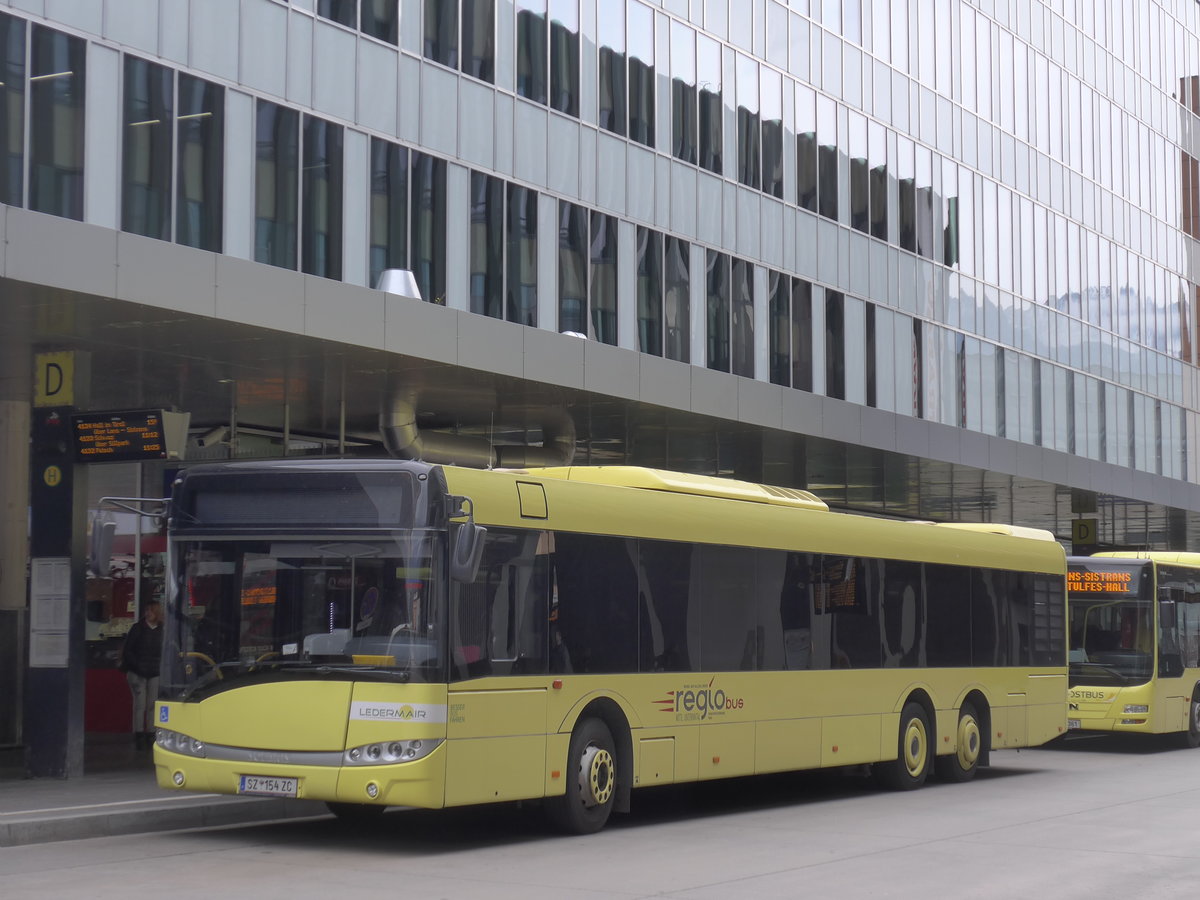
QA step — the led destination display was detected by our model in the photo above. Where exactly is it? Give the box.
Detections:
[73,410,168,462]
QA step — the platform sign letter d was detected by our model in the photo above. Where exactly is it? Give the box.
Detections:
[34,352,74,407]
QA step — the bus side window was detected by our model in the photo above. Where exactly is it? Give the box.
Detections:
[451,528,549,680]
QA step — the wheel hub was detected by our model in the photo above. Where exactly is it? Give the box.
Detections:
[579,744,614,808]
[956,715,981,770]
[903,718,927,777]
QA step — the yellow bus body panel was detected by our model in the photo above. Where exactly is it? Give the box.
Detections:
[157,464,1067,811]
[1068,674,1197,735]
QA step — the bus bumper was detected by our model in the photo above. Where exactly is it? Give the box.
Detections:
[154,745,447,809]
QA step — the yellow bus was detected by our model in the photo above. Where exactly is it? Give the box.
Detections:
[155,460,1067,833]
[1067,553,1200,747]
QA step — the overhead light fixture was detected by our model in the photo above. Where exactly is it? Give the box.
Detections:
[30,70,73,82]
[375,269,423,301]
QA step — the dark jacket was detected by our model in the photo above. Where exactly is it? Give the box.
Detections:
[121,619,163,679]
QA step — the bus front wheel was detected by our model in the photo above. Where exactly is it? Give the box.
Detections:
[934,701,982,782]
[547,718,617,834]
[874,701,933,790]
[1184,698,1200,749]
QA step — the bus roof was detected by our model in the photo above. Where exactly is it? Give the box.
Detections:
[510,466,829,511]
[1090,551,1200,566]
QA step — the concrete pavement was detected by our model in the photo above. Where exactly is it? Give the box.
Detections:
[0,737,325,847]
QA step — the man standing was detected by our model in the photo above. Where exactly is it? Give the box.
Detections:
[121,600,163,750]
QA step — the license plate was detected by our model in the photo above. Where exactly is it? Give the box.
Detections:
[238,775,298,797]
[1067,719,1081,730]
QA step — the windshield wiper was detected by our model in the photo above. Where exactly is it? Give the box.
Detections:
[1070,661,1133,680]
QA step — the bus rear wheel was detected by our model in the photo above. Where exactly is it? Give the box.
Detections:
[935,701,982,782]
[874,701,932,790]
[547,718,617,835]
[1183,698,1200,749]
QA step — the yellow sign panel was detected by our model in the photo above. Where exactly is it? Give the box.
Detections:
[43,465,63,487]
[34,351,75,407]
[1071,518,1098,545]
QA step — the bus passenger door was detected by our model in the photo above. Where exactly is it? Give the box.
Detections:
[444,529,550,807]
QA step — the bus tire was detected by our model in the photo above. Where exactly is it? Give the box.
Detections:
[874,701,933,790]
[326,801,386,822]
[934,701,982,782]
[547,718,617,834]
[1183,698,1200,749]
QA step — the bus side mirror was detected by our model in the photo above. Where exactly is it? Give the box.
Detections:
[450,523,486,583]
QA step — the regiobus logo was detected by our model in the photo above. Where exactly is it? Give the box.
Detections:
[654,677,744,721]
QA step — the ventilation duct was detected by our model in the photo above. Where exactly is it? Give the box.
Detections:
[379,390,576,468]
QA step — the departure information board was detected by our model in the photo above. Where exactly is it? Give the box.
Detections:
[73,410,168,462]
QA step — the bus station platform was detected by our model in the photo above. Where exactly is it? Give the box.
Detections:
[0,737,325,847]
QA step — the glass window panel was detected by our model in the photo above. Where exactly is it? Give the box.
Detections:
[869,120,887,240]
[412,153,447,304]
[637,227,662,355]
[670,21,697,165]
[697,33,722,173]
[761,67,783,199]
[696,545,759,671]
[549,0,579,116]
[796,83,817,212]
[731,258,754,377]
[176,75,224,253]
[462,0,495,81]
[302,116,343,280]
[254,100,298,270]
[425,0,456,69]
[628,1,654,147]
[636,539,696,672]
[735,54,759,189]
[558,200,587,334]
[368,138,408,290]
[0,14,25,207]
[552,534,638,673]
[361,0,398,44]
[664,236,690,363]
[915,146,934,258]
[590,211,618,344]
[817,94,838,221]
[864,302,876,407]
[598,1,626,135]
[504,183,537,324]
[29,25,85,220]
[848,111,868,233]
[890,0,909,73]
[318,0,356,27]
[793,279,813,391]
[516,0,548,105]
[469,171,503,318]
[897,136,915,252]
[825,290,845,400]
[706,249,730,372]
[769,271,790,386]
[122,56,173,241]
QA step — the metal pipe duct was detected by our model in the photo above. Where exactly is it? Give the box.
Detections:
[379,392,576,468]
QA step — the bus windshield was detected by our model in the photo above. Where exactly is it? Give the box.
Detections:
[1067,561,1153,687]
[162,532,446,698]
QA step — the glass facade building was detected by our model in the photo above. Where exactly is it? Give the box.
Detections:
[5,0,1200,763]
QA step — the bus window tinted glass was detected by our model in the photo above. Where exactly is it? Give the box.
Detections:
[638,539,695,672]
[552,533,638,673]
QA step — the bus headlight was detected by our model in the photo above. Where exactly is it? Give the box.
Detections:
[156,729,207,758]
[343,738,440,766]
[1123,705,1149,714]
